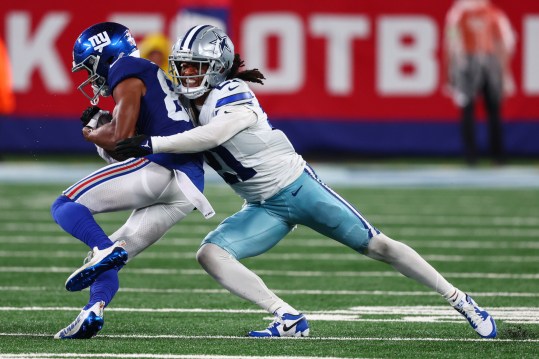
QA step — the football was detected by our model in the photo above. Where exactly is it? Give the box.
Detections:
[81,106,113,129]
[96,111,113,128]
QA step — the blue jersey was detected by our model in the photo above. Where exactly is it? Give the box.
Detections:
[108,56,204,190]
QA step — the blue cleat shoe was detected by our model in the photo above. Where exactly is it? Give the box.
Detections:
[453,293,497,338]
[65,240,127,292]
[249,312,310,337]
[54,301,105,339]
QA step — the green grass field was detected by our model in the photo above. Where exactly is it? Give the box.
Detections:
[0,179,538,358]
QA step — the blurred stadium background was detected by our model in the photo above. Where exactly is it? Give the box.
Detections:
[1,0,539,160]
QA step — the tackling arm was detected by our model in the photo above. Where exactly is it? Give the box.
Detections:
[152,105,257,154]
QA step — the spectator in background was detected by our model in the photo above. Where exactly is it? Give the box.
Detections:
[0,36,15,114]
[443,0,515,166]
[139,33,171,73]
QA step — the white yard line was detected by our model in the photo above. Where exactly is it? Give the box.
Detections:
[2,236,539,250]
[0,354,363,359]
[1,285,539,298]
[1,306,538,324]
[2,222,539,238]
[1,266,538,280]
[0,333,538,344]
[1,250,539,263]
[3,211,539,226]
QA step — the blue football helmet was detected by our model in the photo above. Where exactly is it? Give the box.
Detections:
[72,22,139,105]
[169,25,234,99]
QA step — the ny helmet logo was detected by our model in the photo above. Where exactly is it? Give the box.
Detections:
[88,31,111,53]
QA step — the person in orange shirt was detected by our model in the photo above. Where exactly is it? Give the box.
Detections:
[0,36,15,114]
[443,0,515,165]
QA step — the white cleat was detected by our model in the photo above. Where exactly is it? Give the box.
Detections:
[248,312,310,337]
[453,293,497,338]
[54,301,105,339]
[65,240,128,292]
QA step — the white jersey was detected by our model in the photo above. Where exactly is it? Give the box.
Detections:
[152,79,305,202]
[199,79,305,202]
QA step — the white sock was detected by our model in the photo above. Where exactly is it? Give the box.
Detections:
[273,305,300,318]
[197,244,299,315]
[445,288,465,306]
[366,234,456,297]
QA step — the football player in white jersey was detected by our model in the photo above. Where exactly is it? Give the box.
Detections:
[116,25,496,339]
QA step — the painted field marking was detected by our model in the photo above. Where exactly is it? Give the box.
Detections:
[1,306,538,324]
[1,250,538,263]
[1,266,538,281]
[2,285,539,298]
[3,236,539,250]
[0,354,358,359]
[0,333,538,343]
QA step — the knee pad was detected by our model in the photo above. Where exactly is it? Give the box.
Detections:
[197,243,236,267]
[196,244,211,265]
[367,234,407,262]
[368,235,391,258]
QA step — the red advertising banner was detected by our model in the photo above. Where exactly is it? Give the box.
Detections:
[0,0,538,122]
[229,0,539,122]
[1,1,186,117]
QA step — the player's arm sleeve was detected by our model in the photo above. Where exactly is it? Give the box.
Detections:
[151,105,257,153]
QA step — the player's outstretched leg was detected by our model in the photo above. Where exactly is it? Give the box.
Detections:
[450,291,497,338]
[54,301,105,339]
[65,241,128,292]
[365,234,496,338]
[249,312,310,338]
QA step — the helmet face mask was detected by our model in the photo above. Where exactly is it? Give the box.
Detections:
[72,54,110,105]
[169,25,234,99]
[72,22,138,105]
[169,56,212,99]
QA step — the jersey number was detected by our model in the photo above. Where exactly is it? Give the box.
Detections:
[157,70,187,122]
[204,146,256,185]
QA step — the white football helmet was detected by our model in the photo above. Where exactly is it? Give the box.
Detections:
[169,25,234,99]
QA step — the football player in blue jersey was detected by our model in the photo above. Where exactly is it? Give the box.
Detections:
[116,25,496,339]
[50,22,214,339]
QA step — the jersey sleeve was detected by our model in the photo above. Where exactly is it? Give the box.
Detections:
[152,105,257,154]
[208,80,257,117]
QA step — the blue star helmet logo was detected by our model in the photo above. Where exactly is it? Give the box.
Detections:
[210,31,231,54]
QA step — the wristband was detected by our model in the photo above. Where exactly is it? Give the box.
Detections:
[86,110,107,129]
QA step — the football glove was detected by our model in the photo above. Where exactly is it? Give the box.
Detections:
[80,106,113,129]
[115,135,153,158]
